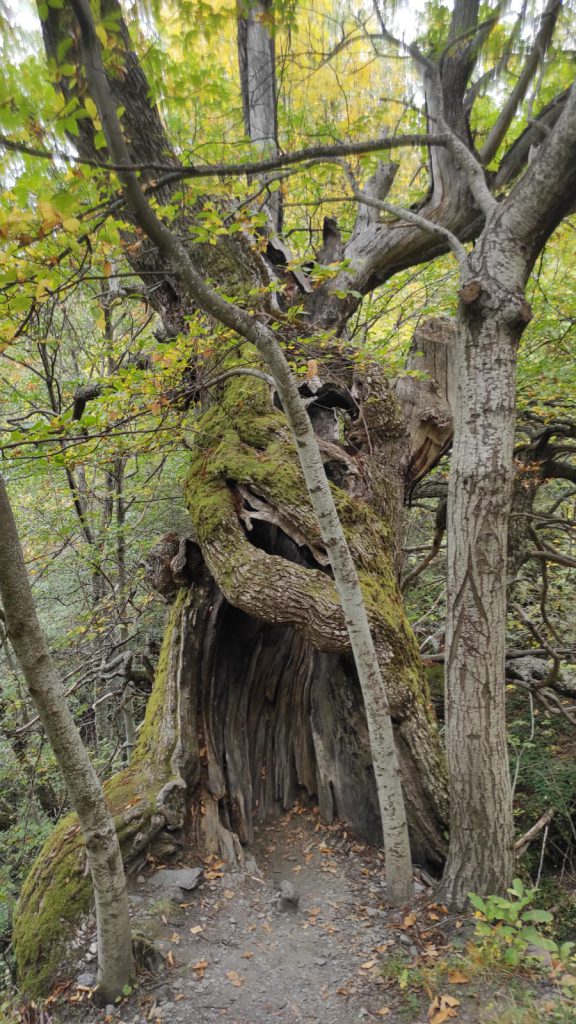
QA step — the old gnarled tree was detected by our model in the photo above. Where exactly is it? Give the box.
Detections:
[12,0,576,993]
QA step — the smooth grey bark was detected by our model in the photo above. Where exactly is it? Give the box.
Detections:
[71,0,414,905]
[0,476,134,1003]
[237,0,281,229]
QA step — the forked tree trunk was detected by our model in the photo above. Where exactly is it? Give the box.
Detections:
[441,80,576,907]
[0,477,134,1004]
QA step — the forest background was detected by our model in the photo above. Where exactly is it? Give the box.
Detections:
[0,0,575,1012]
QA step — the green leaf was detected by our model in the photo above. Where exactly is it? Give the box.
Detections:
[522,909,553,924]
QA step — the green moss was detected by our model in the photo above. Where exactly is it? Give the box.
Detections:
[13,813,92,997]
[185,367,434,720]
[13,594,189,997]
[133,590,186,769]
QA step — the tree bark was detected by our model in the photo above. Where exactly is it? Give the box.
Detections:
[441,81,576,906]
[0,477,134,1004]
[442,305,517,906]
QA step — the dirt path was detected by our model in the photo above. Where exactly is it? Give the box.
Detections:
[130,808,420,1024]
[52,807,563,1024]
[57,807,426,1024]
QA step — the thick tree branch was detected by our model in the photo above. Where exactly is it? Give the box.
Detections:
[340,162,470,271]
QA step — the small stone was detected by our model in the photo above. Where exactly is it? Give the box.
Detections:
[149,868,203,892]
[277,880,300,912]
[366,907,378,918]
[89,941,98,954]
[76,972,95,987]
[137,875,146,884]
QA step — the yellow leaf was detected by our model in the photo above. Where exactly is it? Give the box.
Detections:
[95,24,108,47]
[36,278,53,300]
[226,970,245,988]
[377,1010,391,1017]
[192,960,208,978]
[84,97,98,121]
[62,217,81,233]
[403,912,417,928]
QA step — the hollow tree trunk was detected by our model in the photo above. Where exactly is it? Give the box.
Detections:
[13,355,450,994]
[13,0,462,993]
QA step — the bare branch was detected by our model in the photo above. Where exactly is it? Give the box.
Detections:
[480,0,561,166]
[0,130,450,181]
[340,161,470,272]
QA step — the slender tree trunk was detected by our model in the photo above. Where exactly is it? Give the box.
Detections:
[0,476,134,1004]
[114,457,136,760]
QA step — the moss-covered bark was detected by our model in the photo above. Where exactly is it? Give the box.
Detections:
[185,370,448,859]
[13,594,190,997]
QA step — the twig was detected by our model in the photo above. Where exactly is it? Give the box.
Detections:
[515,808,554,857]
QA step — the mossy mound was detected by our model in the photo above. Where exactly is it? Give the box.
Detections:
[13,596,187,997]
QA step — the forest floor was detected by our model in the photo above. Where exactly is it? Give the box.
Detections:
[34,806,575,1024]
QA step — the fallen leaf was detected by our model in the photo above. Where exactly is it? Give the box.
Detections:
[377,1010,391,1017]
[223,889,235,899]
[166,950,174,967]
[403,912,417,928]
[192,959,208,979]
[447,970,469,984]
[428,993,460,1023]
[226,970,245,988]
[361,959,377,970]
[241,951,254,959]
[559,973,576,986]
[190,925,203,935]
